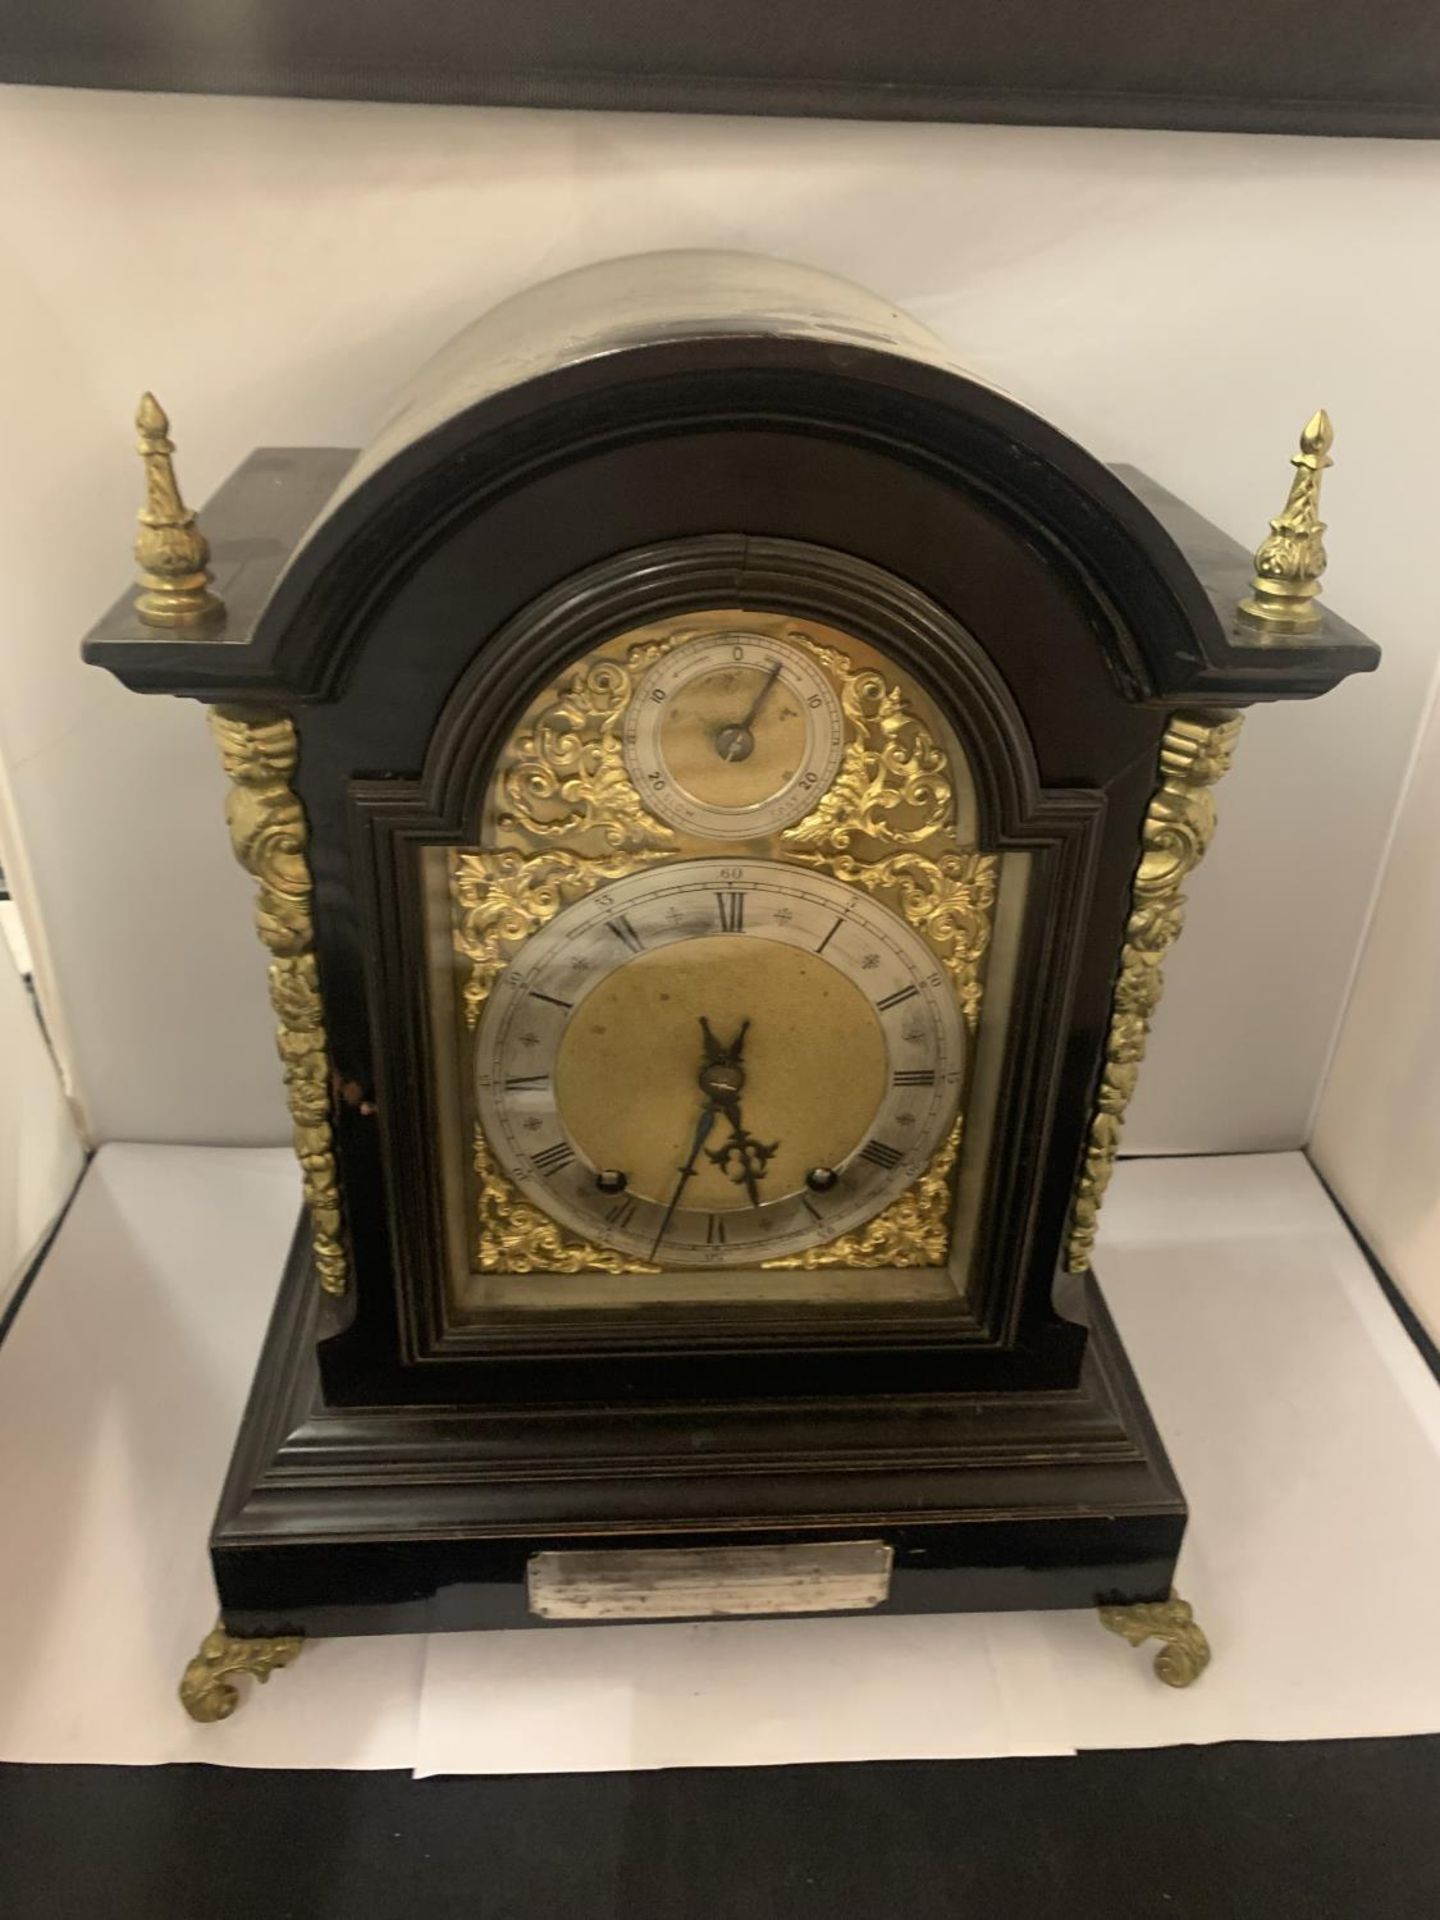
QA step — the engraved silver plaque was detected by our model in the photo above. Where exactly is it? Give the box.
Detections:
[527,1541,894,1622]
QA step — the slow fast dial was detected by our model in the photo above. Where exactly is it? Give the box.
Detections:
[624,633,845,839]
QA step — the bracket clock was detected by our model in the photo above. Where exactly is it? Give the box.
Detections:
[83,254,1378,1720]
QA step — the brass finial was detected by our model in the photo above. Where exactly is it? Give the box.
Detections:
[1237,410,1334,636]
[132,392,224,629]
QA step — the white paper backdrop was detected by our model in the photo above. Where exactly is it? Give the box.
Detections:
[7,1146,1440,1771]
[0,887,83,1315]
[0,87,1433,1150]
[1314,669,1440,1342]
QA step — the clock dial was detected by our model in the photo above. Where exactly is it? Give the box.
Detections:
[623,633,845,839]
[474,859,963,1268]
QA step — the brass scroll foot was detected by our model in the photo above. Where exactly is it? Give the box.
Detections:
[179,1620,304,1723]
[1098,1590,1211,1688]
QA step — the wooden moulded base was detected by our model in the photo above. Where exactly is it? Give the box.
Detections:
[211,1222,1188,1641]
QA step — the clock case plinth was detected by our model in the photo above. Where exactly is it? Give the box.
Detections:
[215,1222,1185,1635]
[84,254,1377,1641]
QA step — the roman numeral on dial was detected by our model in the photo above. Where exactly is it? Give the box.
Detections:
[530,1142,574,1177]
[605,915,645,954]
[715,891,745,933]
[892,1068,936,1087]
[858,1139,904,1171]
[605,1196,637,1229]
[504,1074,550,1091]
[706,1214,727,1246]
[876,985,919,1012]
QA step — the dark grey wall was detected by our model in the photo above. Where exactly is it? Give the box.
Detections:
[5,0,1438,138]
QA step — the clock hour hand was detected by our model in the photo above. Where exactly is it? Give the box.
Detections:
[653,1016,771,1253]
[699,1016,773,1209]
[737,660,784,732]
[701,1015,749,1066]
[707,1092,777,1211]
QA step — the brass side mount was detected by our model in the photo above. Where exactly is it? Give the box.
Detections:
[208,707,351,1296]
[1065,709,1243,1272]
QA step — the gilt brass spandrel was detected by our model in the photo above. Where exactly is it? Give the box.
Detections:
[1065,708,1243,1273]
[472,1120,655,1275]
[777,639,999,1039]
[449,842,667,1278]
[762,1115,964,1270]
[496,644,681,856]
[208,705,349,1295]
[781,643,954,856]
[450,845,654,1031]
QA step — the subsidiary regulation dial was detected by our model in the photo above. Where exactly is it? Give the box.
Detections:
[624,633,845,839]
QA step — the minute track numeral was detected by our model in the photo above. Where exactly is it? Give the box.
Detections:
[876,985,919,1013]
[715,891,746,933]
[530,1142,574,1178]
[858,1139,904,1171]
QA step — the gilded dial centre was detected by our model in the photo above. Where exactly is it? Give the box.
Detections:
[554,935,888,1212]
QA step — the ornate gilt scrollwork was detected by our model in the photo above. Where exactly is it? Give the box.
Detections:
[454,628,995,1277]
[796,848,998,1035]
[451,635,705,1274]
[453,847,662,1275]
[179,1620,304,1722]
[473,1122,658,1274]
[783,649,952,853]
[782,649,998,1034]
[499,644,679,853]
[1098,1592,1212,1688]
[1065,710,1243,1273]
[764,1117,963,1270]
[451,847,648,1030]
[209,707,349,1296]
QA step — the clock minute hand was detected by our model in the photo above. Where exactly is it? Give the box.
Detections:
[649,1100,719,1259]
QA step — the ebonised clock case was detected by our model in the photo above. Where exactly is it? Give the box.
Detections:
[83,254,1378,1638]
